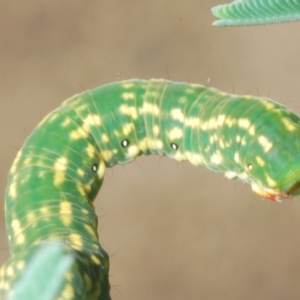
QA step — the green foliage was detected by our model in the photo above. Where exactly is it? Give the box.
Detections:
[212,0,300,26]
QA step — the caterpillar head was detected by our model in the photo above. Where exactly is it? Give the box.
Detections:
[240,115,300,201]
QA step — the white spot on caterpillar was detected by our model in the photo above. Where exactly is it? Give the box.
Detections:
[210,152,223,164]
[119,104,138,119]
[54,156,68,186]
[167,127,183,140]
[258,135,273,153]
[86,144,96,158]
[237,172,248,181]
[170,108,184,122]
[127,145,139,157]
[60,201,72,226]
[121,92,135,100]
[236,135,241,142]
[224,171,238,179]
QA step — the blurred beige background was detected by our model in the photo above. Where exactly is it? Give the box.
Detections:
[1,1,300,299]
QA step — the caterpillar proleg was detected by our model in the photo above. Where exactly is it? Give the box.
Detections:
[2,79,300,299]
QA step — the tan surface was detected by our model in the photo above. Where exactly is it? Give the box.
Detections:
[1,1,300,299]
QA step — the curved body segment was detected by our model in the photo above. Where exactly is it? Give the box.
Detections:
[1,79,300,299]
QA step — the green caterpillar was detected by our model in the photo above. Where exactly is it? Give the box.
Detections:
[212,0,300,26]
[2,79,300,299]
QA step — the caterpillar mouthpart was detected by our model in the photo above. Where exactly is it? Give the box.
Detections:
[250,182,292,202]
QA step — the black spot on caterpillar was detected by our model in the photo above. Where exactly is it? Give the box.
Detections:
[2,78,300,299]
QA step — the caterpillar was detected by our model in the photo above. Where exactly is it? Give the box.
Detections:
[212,0,300,26]
[2,78,300,299]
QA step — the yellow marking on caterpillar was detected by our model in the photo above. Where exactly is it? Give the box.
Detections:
[266,175,277,187]
[61,117,71,127]
[16,260,25,271]
[122,122,134,135]
[10,150,22,175]
[167,127,183,140]
[90,254,101,265]
[238,118,250,129]
[185,117,199,128]
[138,137,148,152]
[148,139,163,150]
[282,118,297,131]
[100,150,113,161]
[77,184,86,196]
[171,108,184,122]
[61,283,75,299]
[69,233,83,248]
[16,234,25,245]
[127,145,139,157]
[86,144,96,158]
[236,135,241,142]
[153,125,160,135]
[6,266,13,277]
[101,133,110,143]
[27,212,36,223]
[256,156,265,166]
[97,160,106,179]
[83,114,102,131]
[8,181,17,199]
[225,117,236,127]
[121,92,135,100]
[54,157,68,186]
[70,127,88,140]
[262,100,275,110]
[258,135,273,153]
[249,125,255,136]
[60,201,72,226]
[84,224,96,236]
[77,168,85,177]
[140,103,160,115]
[186,152,204,166]
[234,152,240,163]
[122,83,135,89]
[217,114,226,126]
[119,104,138,119]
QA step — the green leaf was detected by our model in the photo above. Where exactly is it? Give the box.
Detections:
[212,0,300,26]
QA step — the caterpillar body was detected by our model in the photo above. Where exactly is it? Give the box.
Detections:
[2,79,300,299]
